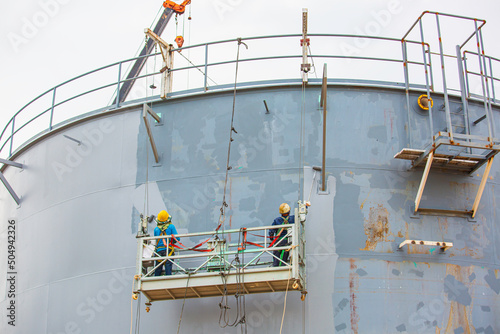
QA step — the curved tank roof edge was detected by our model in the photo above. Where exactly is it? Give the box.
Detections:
[2,78,497,173]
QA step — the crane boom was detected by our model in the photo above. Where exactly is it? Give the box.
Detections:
[114,1,191,106]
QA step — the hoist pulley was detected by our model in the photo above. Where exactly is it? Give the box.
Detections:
[163,0,191,14]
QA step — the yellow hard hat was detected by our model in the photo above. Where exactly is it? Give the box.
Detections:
[157,210,170,222]
[279,203,290,214]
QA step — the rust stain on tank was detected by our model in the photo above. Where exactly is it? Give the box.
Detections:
[349,258,359,334]
[361,204,390,251]
[441,264,474,334]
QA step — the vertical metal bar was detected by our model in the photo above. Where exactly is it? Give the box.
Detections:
[488,56,496,102]
[478,28,495,140]
[456,45,470,137]
[427,44,435,92]
[463,51,471,98]
[471,156,494,218]
[134,238,144,292]
[321,64,327,192]
[419,19,435,144]
[435,14,453,142]
[401,40,412,147]
[292,207,299,280]
[49,88,56,131]
[301,8,309,83]
[204,43,209,91]
[474,21,494,144]
[9,117,15,157]
[116,62,122,109]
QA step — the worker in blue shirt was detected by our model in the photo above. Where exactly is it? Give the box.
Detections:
[269,203,295,267]
[154,210,180,276]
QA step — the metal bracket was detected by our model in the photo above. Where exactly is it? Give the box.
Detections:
[399,239,453,251]
[143,104,161,164]
[0,158,24,205]
[471,156,494,218]
[145,28,174,99]
[414,150,434,212]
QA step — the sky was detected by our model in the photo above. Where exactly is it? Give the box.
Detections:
[1,0,500,158]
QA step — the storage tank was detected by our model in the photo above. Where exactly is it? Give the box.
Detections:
[1,10,499,334]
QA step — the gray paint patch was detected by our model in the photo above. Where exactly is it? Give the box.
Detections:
[239,197,255,211]
[396,324,406,332]
[484,269,500,294]
[454,327,464,334]
[417,302,424,311]
[367,125,387,143]
[481,305,491,312]
[356,268,368,276]
[469,272,476,282]
[432,320,437,326]
[444,275,472,306]
[335,323,347,331]
[409,269,424,278]
[334,298,349,317]
[485,326,494,334]
[392,269,401,276]
[476,327,485,333]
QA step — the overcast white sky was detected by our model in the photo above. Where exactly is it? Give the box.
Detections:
[1,0,500,156]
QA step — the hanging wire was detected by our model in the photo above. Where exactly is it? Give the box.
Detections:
[307,45,318,78]
[218,229,247,332]
[279,268,293,334]
[298,80,307,202]
[217,38,248,235]
[177,51,218,86]
[186,4,192,89]
[135,294,141,334]
[176,274,192,334]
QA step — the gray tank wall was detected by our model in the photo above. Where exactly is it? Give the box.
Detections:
[1,85,499,333]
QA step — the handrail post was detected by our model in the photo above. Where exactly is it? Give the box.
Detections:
[435,14,453,143]
[489,56,496,102]
[463,51,471,98]
[204,43,209,91]
[474,21,494,145]
[116,62,122,109]
[401,40,412,147]
[49,88,56,131]
[456,45,470,136]
[419,19,435,145]
[479,28,495,140]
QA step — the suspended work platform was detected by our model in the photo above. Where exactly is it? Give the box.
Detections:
[140,266,296,301]
[133,204,307,304]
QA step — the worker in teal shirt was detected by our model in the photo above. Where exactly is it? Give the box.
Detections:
[269,203,295,267]
[154,210,180,276]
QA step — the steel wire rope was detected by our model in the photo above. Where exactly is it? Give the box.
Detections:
[298,81,306,202]
[186,4,192,89]
[217,38,247,236]
[307,45,318,78]
[218,229,247,331]
[216,37,247,330]
[177,51,218,86]
[279,267,293,334]
[135,293,142,334]
[176,273,192,334]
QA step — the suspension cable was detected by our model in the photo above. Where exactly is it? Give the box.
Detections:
[176,273,191,334]
[298,80,306,202]
[177,51,218,86]
[217,38,248,235]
